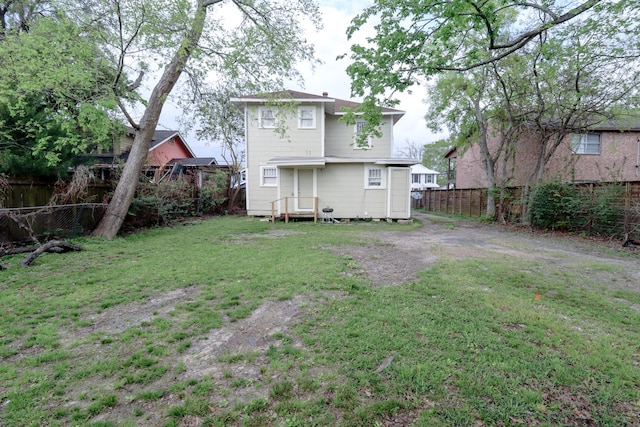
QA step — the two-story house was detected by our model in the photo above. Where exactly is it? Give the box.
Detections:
[449,119,640,189]
[410,164,440,191]
[231,90,418,220]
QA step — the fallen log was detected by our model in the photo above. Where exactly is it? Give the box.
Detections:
[0,246,37,257]
[20,240,83,267]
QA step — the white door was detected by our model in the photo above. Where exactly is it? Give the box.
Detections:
[387,167,411,219]
[295,169,315,211]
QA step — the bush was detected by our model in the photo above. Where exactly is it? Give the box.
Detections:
[124,170,230,228]
[529,182,577,231]
[198,170,228,215]
[127,179,196,227]
[529,181,624,236]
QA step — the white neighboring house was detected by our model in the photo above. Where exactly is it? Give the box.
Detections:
[231,90,419,220]
[410,164,440,191]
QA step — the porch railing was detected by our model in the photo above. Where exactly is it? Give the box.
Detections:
[270,197,318,223]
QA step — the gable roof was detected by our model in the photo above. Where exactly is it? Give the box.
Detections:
[125,126,196,157]
[168,157,219,167]
[411,164,439,175]
[231,90,406,124]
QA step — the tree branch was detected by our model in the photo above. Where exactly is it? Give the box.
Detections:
[492,0,600,50]
[20,240,82,267]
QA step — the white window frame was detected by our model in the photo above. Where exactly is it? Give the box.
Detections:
[412,174,421,184]
[259,107,278,129]
[260,166,277,187]
[297,106,316,129]
[364,165,386,189]
[572,133,601,154]
[353,120,373,149]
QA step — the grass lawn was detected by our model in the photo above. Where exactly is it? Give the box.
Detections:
[0,215,639,426]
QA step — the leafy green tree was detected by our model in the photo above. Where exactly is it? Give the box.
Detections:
[339,0,604,141]
[189,82,247,213]
[422,139,451,175]
[0,12,124,175]
[346,0,639,220]
[0,0,46,39]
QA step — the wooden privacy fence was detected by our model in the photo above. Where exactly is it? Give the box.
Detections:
[1,179,111,208]
[412,188,489,217]
[412,182,640,218]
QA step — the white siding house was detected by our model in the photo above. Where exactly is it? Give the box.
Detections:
[410,164,440,191]
[231,90,419,220]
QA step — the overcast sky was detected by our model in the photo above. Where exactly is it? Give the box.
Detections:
[157,1,447,160]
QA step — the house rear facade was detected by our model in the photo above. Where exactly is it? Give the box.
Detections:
[231,90,418,220]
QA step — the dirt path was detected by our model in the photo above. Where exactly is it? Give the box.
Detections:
[333,211,640,292]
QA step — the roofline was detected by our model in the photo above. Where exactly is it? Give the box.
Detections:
[148,131,197,157]
[266,156,419,166]
[231,96,334,104]
[333,110,406,117]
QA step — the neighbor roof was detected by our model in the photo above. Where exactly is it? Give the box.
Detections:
[125,126,196,157]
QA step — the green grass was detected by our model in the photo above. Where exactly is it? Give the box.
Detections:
[0,215,638,426]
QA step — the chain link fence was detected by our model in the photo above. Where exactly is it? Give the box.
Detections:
[0,204,107,245]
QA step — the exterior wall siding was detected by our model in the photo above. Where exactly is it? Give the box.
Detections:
[389,168,410,218]
[317,164,387,219]
[239,92,412,219]
[147,138,192,167]
[324,117,393,158]
[245,104,324,216]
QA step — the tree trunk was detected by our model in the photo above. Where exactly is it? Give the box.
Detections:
[475,101,496,219]
[92,6,208,239]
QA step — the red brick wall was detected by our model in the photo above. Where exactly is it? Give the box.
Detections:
[454,130,640,189]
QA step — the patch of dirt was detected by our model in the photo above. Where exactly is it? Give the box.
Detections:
[59,287,202,346]
[55,214,640,425]
[331,212,640,292]
[181,294,309,380]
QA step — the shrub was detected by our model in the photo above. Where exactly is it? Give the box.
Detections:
[529,182,624,236]
[199,170,228,215]
[127,179,196,227]
[529,181,577,231]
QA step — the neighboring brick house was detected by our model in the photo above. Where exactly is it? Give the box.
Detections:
[449,120,640,189]
[231,90,418,220]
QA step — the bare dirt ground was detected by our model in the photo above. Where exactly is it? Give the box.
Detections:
[76,213,640,425]
[332,211,640,291]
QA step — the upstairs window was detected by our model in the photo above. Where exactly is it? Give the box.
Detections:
[259,107,277,129]
[297,106,316,129]
[412,174,421,183]
[260,166,277,186]
[353,120,372,149]
[572,133,601,154]
[426,174,435,183]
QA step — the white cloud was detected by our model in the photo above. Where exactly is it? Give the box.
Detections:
[157,1,447,160]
